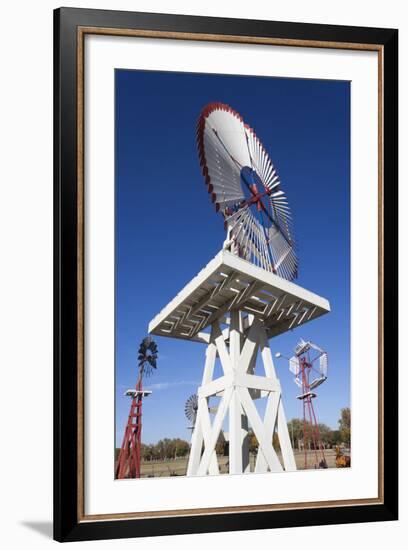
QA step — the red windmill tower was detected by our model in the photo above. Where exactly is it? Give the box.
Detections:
[116,337,158,479]
[278,339,328,469]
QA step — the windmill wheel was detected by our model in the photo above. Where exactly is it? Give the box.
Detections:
[197,102,297,280]
[138,336,158,378]
[185,394,199,425]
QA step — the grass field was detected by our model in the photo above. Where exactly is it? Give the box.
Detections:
[138,448,347,478]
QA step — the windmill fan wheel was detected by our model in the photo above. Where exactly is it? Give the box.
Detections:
[197,102,298,280]
[137,336,158,377]
[185,394,199,423]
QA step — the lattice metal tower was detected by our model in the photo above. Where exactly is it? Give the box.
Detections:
[116,337,158,478]
[288,339,328,469]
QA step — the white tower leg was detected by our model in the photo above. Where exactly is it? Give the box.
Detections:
[187,312,296,476]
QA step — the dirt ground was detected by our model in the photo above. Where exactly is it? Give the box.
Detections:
[139,448,347,478]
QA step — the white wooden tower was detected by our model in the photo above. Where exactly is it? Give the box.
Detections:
[149,250,330,476]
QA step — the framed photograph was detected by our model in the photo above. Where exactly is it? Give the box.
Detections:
[54,7,398,542]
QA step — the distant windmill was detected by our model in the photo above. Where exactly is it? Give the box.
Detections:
[185,394,218,431]
[185,394,199,430]
[116,337,158,479]
[277,339,328,469]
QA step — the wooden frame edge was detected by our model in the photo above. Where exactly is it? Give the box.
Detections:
[78,25,383,51]
[77,25,85,522]
[76,26,385,523]
[55,12,396,540]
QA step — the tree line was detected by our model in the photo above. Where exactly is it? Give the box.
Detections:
[116,407,350,461]
[141,438,190,461]
[285,407,350,450]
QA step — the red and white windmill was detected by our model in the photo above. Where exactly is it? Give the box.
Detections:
[280,339,328,469]
[116,337,158,479]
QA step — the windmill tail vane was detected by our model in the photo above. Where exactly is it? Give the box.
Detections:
[197,102,298,280]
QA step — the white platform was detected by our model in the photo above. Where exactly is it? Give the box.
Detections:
[149,250,330,342]
[296,392,317,400]
[124,389,152,398]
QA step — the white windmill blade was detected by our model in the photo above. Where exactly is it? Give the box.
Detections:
[308,341,325,354]
[319,352,328,376]
[245,121,297,252]
[235,209,273,271]
[289,356,300,375]
[309,376,327,390]
[305,342,328,377]
[197,103,248,212]
[268,225,298,280]
[290,339,329,390]
[197,102,298,280]
[245,123,278,190]
[294,339,311,356]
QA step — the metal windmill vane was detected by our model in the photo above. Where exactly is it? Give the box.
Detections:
[197,102,297,280]
[137,336,158,379]
[289,339,328,390]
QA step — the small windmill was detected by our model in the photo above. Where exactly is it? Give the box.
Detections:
[277,339,328,469]
[116,337,158,479]
[185,394,218,431]
[185,394,199,430]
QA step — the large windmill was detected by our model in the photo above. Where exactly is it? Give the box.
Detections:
[149,103,330,476]
[116,337,158,479]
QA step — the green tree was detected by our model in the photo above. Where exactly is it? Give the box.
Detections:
[155,438,173,459]
[215,431,227,455]
[142,443,158,461]
[338,407,351,447]
[173,438,189,458]
[317,423,332,446]
[146,438,191,461]
[329,430,342,447]
[287,418,304,448]
[248,429,258,454]
[287,419,337,449]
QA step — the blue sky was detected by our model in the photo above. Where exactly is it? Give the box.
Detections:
[115,69,350,446]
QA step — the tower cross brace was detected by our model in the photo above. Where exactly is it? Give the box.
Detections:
[187,311,296,475]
